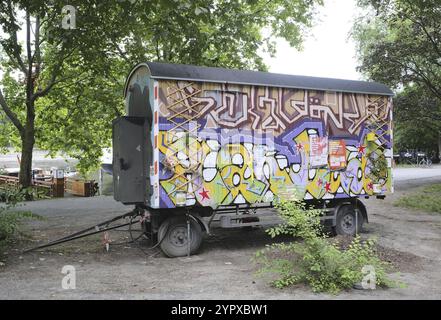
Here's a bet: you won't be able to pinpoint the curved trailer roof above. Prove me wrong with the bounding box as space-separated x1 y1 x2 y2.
125 62 394 97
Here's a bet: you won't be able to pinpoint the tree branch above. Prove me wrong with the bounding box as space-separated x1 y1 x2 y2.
33 16 41 78
388 56 441 100
417 19 441 65
26 11 33 91
112 40 130 62
400 11 441 65
0 88 25 134
32 44 79 101
31 71 58 101
4 0 28 75
35 10 58 48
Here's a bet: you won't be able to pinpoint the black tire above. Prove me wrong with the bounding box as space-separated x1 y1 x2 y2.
158 216 203 257
333 205 364 236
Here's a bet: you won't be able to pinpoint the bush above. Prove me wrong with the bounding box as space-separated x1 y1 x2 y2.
0 202 42 256
0 185 49 203
367 153 388 183
266 199 323 240
0 185 45 258
254 200 398 294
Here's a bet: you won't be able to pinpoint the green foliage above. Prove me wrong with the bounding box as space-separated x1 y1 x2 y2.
0 203 42 255
0 207 34 241
116 0 323 70
1 0 323 176
394 183 441 214
35 63 121 174
395 123 440 155
367 153 388 182
352 0 441 94
254 200 397 294
392 86 441 156
0 67 24 152
0 185 49 203
266 199 323 240
352 0 441 158
0 185 44 254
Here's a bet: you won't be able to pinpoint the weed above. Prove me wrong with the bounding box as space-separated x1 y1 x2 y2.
254 199 399 293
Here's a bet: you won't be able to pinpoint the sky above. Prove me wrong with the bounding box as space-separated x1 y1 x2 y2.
264 0 363 81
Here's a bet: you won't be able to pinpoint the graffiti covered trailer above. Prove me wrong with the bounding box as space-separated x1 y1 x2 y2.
112 62 394 257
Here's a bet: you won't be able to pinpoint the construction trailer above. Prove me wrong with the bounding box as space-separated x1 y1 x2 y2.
113 62 394 257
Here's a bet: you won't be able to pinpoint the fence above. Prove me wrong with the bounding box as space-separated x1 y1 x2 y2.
0 175 54 197
0 175 98 198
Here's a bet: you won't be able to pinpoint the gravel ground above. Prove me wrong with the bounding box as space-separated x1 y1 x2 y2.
0 166 440 299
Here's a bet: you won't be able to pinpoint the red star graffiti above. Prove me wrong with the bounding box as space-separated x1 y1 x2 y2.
199 188 210 201
367 182 373 190
296 143 303 152
357 144 366 154
324 182 331 193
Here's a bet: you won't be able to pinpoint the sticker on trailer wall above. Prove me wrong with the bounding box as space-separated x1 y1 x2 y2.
329 139 347 170
309 135 328 168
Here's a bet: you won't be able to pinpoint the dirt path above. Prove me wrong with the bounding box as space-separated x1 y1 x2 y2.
1 170 441 299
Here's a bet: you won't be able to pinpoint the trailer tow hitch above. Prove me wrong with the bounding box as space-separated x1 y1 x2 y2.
23 207 144 253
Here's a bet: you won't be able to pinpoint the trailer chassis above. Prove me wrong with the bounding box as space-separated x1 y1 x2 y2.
24 197 372 257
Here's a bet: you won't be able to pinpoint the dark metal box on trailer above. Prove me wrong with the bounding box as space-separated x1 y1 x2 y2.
113 62 394 257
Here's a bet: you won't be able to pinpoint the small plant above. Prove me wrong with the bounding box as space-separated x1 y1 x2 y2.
0 204 42 255
265 198 323 240
254 199 398 294
0 185 44 257
367 153 388 183
0 185 49 203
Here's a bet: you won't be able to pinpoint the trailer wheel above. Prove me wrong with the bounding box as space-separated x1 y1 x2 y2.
158 216 203 257
334 205 363 236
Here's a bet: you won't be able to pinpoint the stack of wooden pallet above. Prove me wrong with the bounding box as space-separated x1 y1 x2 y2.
64 178 97 197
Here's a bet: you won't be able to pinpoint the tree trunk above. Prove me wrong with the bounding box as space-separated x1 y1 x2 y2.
438 132 441 163
18 102 35 188
18 127 35 188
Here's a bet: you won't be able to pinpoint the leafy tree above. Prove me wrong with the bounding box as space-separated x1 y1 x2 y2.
0 0 323 185
353 0 441 96
0 0 142 185
352 0 441 157
393 86 441 158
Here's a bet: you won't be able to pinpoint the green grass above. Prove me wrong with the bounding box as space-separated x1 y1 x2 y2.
1 203 44 258
394 183 441 213
395 163 415 168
